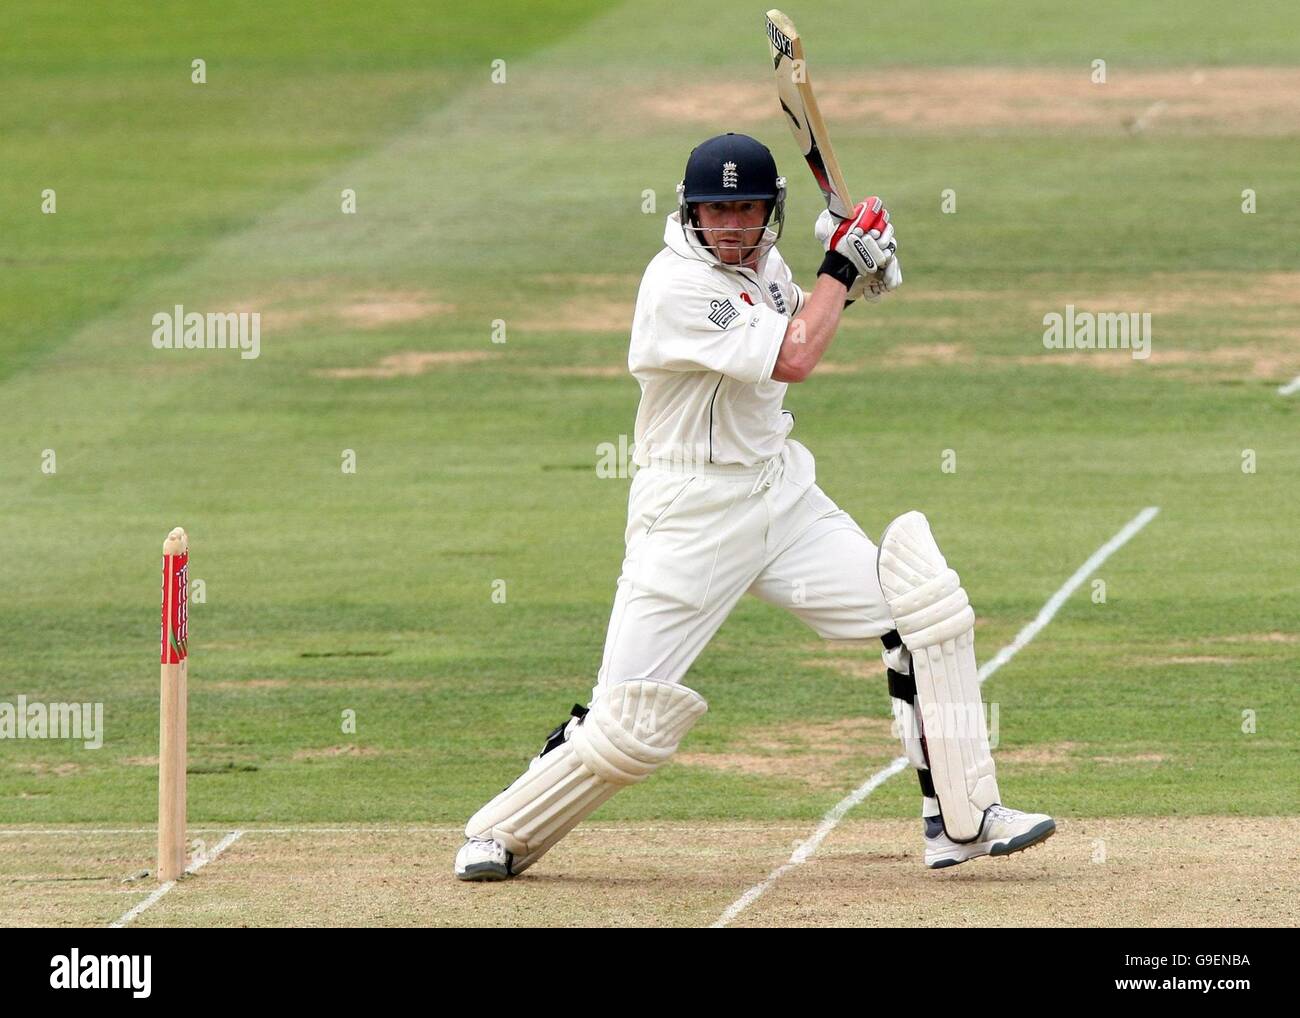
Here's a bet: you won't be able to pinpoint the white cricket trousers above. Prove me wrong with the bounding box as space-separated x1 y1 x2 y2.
592 439 896 700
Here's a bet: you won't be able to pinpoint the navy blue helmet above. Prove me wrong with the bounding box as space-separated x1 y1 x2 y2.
676 133 786 265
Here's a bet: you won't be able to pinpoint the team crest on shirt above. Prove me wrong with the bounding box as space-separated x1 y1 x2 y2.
722 161 738 189
707 298 739 329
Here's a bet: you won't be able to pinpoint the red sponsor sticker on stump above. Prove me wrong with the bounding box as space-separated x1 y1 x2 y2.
160 551 189 664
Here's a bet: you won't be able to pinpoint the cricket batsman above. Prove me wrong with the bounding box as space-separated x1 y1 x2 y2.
455 133 1055 880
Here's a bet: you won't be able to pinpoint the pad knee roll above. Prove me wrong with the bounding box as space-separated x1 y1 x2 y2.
465 678 707 873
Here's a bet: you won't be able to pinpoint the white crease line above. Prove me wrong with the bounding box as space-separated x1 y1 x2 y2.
1 827 464 836
1129 99 1168 134
109 830 244 928
0 825 814 837
710 757 909 929
978 506 1160 681
109 881 176 930
711 506 1161 928
1279 374 1300 396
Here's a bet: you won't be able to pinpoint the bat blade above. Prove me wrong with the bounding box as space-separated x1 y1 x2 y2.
765 9 854 219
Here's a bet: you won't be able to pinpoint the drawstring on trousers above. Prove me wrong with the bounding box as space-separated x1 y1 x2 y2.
748 453 785 497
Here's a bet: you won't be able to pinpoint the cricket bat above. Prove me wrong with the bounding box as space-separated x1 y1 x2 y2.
764 9 854 220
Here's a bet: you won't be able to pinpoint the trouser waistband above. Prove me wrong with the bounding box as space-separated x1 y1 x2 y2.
638 452 787 497
636 457 773 478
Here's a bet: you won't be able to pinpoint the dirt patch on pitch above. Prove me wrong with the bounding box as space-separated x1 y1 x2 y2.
888 342 973 366
825 272 1298 381
677 716 897 787
808 344 974 377
851 271 1300 313
1158 655 1240 665
1015 345 1298 381
902 289 996 304
231 282 456 333
516 297 631 333
968 743 1169 767
315 350 496 378
206 676 432 691
534 364 628 378
647 67 1300 136
533 273 640 290
292 745 384 761
804 359 864 375
9 762 80 777
338 294 455 329
205 678 291 690
994 741 1080 766
1216 632 1299 644
1053 271 1300 312
801 653 886 680
873 342 1297 382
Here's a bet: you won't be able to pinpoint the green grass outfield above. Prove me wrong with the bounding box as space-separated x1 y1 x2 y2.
0 0 1296 837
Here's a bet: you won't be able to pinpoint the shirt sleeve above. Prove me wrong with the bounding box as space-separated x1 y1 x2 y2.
636 273 788 384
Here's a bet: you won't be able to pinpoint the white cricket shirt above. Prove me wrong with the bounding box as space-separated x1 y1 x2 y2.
628 213 806 470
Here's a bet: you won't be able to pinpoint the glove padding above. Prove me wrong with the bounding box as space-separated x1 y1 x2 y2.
816 197 899 302
815 198 897 277
846 257 903 303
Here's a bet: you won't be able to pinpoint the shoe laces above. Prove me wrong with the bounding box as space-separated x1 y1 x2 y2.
986 804 1016 822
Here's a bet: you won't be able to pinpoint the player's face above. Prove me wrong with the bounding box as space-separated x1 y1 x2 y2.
695 200 769 266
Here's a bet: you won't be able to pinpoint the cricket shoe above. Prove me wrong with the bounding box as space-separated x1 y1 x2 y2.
454 835 513 881
924 804 1056 869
